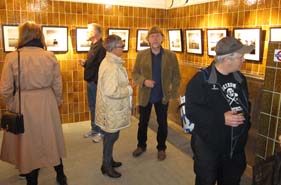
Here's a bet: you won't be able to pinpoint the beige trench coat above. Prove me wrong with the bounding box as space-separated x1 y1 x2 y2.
0 47 66 174
95 52 132 133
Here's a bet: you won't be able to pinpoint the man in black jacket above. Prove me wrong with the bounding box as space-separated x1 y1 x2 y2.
78 23 106 143
185 36 254 185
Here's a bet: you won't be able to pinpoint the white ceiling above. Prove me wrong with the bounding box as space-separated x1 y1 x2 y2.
52 0 218 9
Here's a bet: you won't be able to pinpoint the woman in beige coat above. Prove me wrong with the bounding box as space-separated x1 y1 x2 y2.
0 22 67 185
95 35 133 178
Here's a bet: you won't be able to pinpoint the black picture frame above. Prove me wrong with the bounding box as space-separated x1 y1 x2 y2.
207 28 228 56
2 24 19 52
136 29 149 51
233 28 261 61
185 29 203 55
42 26 68 52
76 27 91 52
168 29 183 52
108 28 130 52
269 27 281 42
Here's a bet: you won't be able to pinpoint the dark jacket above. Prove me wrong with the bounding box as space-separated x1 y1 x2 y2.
83 39 106 83
185 63 251 155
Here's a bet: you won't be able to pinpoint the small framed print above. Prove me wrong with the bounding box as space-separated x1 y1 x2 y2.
168 29 183 52
207 29 228 56
108 28 129 52
233 28 261 61
2 24 19 52
42 26 68 52
185 29 203 55
269 27 281 42
76 27 91 52
136 29 149 51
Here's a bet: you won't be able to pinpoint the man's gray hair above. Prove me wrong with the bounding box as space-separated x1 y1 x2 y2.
87 23 102 34
215 52 236 63
104 35 122 52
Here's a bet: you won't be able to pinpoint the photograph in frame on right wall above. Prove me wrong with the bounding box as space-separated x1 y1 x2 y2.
269 27 281 42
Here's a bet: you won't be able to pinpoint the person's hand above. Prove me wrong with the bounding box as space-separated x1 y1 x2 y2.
144 79 155 88
224 110 245 127
129 79 136 88
78 59 85 66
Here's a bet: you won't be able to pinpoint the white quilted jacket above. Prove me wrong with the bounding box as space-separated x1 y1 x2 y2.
95 52 132 133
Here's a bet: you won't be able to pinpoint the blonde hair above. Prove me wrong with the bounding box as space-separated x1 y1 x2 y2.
17 21 46 49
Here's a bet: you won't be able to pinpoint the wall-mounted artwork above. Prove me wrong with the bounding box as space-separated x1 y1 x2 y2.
207 29 228 56
233 28 261 61
76 27 91 52
42 26 68 52
185 29 203 55
108 28 129 52
168 29 183 52
2 25 18 52
269 27 281 42
136 29 149 51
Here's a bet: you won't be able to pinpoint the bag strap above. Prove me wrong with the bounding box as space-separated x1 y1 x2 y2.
17 50 21 114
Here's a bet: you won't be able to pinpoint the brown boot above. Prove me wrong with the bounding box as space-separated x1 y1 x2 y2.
132 147 146 157
157 150 166 161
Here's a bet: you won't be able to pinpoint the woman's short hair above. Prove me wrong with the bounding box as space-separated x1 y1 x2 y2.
103 35 122 52
17 21 46 49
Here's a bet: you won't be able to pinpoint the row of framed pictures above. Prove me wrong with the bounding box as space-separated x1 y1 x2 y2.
2 24 281 61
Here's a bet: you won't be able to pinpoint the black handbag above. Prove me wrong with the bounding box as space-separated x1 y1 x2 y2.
1 50 24 134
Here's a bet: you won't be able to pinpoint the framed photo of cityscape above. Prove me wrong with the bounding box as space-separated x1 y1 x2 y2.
233 28 261 61
108 28 130 52
185 29 203 55
42 26 68 52
207 29 228 56
2 24 19 52
168 29 183 52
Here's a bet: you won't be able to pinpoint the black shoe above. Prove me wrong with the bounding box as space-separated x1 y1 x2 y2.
56 174 68 185
112 160 122 168
101 166 121 178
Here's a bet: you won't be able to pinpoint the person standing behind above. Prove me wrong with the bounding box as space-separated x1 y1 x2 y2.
132 26 181 161
95 35 133 178
78 23 106 143
0 21 67 185
185 36 253 185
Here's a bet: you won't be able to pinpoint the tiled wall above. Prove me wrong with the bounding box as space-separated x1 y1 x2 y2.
257 42 281 161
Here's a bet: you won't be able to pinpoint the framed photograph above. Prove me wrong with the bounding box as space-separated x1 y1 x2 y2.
269 27 281 42
185 29 203 55
76 27 91 52
136 29 149 51
207 29 228 56
108 28 129 51
168 29 183 52
42 26 68 52
233 28 261 61
2 25 19 52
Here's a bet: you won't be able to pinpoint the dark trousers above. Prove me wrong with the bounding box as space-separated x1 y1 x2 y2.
191 133 246 185
102 131 120 169
137 102 168 151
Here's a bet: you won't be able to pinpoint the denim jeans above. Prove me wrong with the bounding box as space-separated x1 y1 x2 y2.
137 101 168 151
102 131 120 169
87 82 102 133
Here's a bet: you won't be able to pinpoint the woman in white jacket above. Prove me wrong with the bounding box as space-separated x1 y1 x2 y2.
95 35 133 178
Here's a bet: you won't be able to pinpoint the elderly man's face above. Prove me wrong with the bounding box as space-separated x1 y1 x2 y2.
227 53 245 72
148 33 163 49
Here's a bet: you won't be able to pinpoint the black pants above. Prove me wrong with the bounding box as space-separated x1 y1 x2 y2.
137 102 168 151
191 133 246 185
102 131 120 169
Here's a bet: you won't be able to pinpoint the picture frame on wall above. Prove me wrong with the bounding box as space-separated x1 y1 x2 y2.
168 29 183 52
207 29 228 56
185 29 203 55
42 26 68 52
233 28 261 61
136 29 149 51
269 27 281 42
76 27 91 52
2 24 19 52
108 28 129 52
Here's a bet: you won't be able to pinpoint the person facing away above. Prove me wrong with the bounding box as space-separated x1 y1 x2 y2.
185 36 254 185
95 34 133 178
0 21 67 185
132 26 181 161
78 23 106 143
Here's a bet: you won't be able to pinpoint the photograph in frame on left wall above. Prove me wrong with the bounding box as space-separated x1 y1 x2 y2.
2 25 19 52
42 26 68 52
